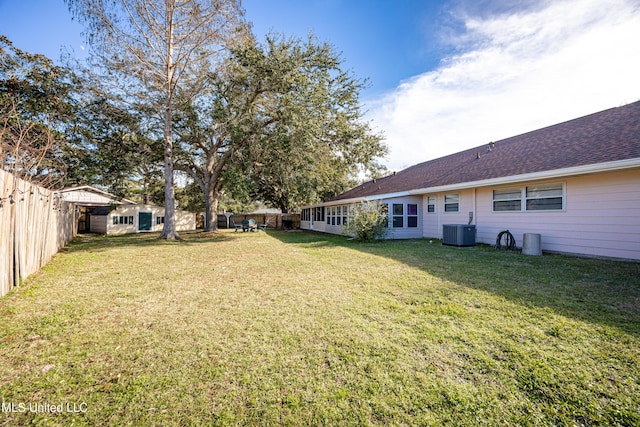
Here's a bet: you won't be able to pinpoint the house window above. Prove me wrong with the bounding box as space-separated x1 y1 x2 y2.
113 216 118 225
526 183 563 211
444 194 460 212
492 183 564 212
314 207 325 222
392 204 404 227
493 188 522 211
407 203 418 228
343 205 349 226
156 216 165 225
336 206 341 225
427 197 436 213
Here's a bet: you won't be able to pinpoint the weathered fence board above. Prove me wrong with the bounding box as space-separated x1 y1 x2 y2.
0 170 76 297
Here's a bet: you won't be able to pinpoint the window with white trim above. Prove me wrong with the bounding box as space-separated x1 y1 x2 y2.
392 204 403 227
407 203 418 227
493 188 522 211
444 194 459 212
526 183 563 210
113 215 134 225
492 183 564 212
427 197 436 213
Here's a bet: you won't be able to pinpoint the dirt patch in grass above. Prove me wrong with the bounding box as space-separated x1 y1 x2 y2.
1 230 639 426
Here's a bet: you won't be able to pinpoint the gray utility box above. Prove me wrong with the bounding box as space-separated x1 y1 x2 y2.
442 224 476 247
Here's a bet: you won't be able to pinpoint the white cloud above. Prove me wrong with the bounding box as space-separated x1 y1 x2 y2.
368 0 640 170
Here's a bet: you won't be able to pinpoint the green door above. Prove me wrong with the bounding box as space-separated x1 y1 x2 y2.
138 212 152 231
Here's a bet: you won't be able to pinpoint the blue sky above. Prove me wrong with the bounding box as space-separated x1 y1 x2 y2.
2 0 640 170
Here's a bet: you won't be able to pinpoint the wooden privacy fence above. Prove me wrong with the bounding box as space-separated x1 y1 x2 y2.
0 170 76 297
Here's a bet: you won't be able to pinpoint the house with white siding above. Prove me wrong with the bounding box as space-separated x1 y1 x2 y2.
300 101 640 261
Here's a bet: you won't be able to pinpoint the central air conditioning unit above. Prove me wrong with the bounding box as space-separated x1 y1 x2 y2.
442 224 476 247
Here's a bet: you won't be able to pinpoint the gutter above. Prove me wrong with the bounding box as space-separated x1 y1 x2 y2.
301 157 640 209
407 157 640 195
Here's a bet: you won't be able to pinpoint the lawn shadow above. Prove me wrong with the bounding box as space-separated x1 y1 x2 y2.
60 229 237 254
270 230 640 337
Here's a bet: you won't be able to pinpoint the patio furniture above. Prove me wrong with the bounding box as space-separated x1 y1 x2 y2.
257 219 269 232
242 219 257 232
232 220 243 232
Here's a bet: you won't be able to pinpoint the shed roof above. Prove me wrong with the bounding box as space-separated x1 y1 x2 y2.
56 185 136 206
332 100 640 202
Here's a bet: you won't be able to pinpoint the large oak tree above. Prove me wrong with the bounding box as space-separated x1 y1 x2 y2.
174 33 387 231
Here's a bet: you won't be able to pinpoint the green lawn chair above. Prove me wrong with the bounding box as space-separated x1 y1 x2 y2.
257 219 269 232
232 219 243 232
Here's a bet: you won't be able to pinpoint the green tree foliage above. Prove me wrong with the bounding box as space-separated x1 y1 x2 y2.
341 201 388 242
243 35 387 213
67 96 163 202
0 36 77 188
174 33 387 230
66 0 245 239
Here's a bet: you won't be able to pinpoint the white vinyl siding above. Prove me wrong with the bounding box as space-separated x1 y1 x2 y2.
476 172 640 260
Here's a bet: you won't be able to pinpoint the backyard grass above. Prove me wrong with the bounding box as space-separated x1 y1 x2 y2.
0 230 639 426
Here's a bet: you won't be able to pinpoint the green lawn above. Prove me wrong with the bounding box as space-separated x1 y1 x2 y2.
0 230 639 426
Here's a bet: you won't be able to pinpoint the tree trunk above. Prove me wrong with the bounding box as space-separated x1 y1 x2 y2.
160 2 180 240
161 127 181 240
204 185 220 232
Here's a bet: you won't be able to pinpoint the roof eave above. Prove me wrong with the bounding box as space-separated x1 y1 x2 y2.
407 157 640 195
301 158 640 209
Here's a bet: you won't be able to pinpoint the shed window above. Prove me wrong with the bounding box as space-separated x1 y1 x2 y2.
156 216 165 225
114 215 133 225
444 194 460 212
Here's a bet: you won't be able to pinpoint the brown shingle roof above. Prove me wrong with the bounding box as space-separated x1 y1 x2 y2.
332 100 640 201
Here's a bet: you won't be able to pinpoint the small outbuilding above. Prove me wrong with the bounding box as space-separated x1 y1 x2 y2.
56 186 196 235
89 204 196 235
